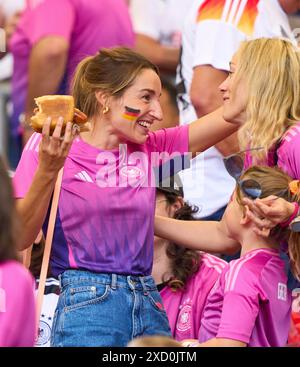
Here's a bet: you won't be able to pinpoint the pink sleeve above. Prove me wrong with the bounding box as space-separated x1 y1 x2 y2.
147 125 189 155
278 128 300 180
217 291 259 343
217 266 260 343
0 262 36 347
24 0 75 46
13 133 41 198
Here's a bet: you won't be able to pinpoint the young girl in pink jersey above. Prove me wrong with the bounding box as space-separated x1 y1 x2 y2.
154 175 226 341
155 165 300 346
0 157 36 347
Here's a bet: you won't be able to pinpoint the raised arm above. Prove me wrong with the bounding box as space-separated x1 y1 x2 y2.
16 118 75 250
154 215 240 255
188 107 238 157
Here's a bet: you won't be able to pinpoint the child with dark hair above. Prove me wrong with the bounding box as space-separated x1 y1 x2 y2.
153 175 226 341
0 157 35 347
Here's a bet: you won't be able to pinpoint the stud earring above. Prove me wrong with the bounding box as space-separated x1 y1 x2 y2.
103 106 109 114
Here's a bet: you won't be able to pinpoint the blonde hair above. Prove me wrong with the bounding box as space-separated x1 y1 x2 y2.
236 38 300 162
71 47 159 118
236 166 300 280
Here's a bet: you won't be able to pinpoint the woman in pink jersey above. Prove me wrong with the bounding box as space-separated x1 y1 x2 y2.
13 47 237 347
0 157 35 347
156 165 300 346
219 38 300 235
153 175 226 341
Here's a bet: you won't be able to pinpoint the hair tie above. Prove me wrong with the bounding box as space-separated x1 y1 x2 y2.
289 180 300 196
280 202 299 229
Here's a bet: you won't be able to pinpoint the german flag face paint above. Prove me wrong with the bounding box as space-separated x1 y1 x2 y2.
122 106 140 122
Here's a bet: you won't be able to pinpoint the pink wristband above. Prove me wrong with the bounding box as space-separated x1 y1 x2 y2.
280 202 299 228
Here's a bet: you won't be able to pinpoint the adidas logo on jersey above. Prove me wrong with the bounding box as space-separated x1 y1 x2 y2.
75 171 93 183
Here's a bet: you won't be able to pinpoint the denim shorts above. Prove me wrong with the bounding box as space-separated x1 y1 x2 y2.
50 270 171 347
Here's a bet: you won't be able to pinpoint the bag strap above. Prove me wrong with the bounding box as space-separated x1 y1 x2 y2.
36 168 64 328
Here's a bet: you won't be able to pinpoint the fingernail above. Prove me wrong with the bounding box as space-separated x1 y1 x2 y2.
58 116 64 123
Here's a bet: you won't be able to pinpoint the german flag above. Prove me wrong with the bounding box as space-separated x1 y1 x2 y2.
123 106 140 121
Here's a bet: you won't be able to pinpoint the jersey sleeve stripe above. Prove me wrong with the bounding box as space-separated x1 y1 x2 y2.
25 132 39 151
232 0 248 26
235 0 259 36
197 0 226 22
225 251 257 292
226 0 242 24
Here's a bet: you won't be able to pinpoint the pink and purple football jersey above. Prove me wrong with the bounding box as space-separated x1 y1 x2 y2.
161 253 226 341
0 261 36 347
199 248 292 347
13 126 189 277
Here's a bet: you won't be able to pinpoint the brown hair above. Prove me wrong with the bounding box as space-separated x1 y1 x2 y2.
0 157 19 262
236 166 300 280
71 47 160 118
158 190 201 291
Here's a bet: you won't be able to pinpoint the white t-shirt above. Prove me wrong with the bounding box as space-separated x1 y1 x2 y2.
129 0 194 48
177 0 297 217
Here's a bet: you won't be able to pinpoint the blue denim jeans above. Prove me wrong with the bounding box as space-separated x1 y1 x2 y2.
50 270 171 347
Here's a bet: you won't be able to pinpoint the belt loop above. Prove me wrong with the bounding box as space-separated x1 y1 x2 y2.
139 276 149 296
111 274 117 290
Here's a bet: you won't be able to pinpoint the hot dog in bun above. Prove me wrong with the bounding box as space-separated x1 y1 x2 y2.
30 95 89 134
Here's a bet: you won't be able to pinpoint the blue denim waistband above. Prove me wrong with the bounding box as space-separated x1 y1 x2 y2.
59 269 157 293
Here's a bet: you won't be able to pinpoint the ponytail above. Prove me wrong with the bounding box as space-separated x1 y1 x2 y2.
71 56 96 116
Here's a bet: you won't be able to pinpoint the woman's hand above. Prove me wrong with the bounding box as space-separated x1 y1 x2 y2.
242 196 295 237
38 117 78 176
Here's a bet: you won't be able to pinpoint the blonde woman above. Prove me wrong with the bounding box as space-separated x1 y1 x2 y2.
219 38 300 235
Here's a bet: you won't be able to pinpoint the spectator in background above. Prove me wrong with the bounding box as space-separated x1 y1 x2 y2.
0 0 25 81
153 175 226 341
129 0 194 79
8 0 134 167
177 0 299 222
150 76 179 132
0 156 35 347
